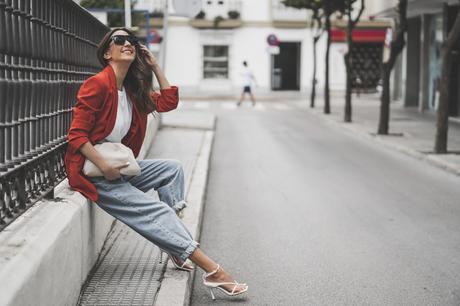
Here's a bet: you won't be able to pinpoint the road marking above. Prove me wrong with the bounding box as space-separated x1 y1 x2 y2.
272 103 291 110
254 104 266 111
194 102 210 109
179 101 299 111
222 102 238 110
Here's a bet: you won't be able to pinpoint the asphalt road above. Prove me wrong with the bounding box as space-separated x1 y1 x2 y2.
189 103 460 306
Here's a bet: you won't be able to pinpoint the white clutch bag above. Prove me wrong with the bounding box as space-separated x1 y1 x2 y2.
82 142 141 177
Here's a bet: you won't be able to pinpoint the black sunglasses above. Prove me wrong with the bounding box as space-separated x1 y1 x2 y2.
110 35 139 46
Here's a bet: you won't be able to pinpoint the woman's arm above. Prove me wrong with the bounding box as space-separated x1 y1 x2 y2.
80 142 127 181
68 76 125 180
152 62 171 90
139 45 179 112
139 44 170 90
68 77 104 155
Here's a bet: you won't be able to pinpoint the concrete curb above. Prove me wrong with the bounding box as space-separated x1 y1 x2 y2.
308 108 460 176
0 181 114 306
154 130 215 306
0 114 160 306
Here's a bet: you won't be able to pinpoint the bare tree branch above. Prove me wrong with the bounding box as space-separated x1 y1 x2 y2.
351 0 365 28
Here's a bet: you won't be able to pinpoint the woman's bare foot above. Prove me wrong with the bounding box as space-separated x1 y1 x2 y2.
171 255 194 271
204 265 247 293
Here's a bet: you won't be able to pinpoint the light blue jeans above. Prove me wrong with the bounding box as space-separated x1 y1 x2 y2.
89 159 199 261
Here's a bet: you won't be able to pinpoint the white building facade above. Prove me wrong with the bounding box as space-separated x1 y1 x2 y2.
78 0 395 96
154 0 326 95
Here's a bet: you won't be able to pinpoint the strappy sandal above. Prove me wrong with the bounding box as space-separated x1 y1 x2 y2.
202 264 248 300
176 208 185 219
159 249 194 272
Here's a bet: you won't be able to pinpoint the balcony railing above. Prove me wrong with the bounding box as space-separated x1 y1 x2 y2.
0 0 108 231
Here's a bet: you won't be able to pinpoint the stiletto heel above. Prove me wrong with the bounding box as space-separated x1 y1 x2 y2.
159 250 163 264
160 249 193 272
209 288 215 300
202 264 248 300
176 208 185 219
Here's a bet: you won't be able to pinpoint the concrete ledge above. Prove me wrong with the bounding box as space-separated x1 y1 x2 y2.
0 182 114 306
161 112 216 131
0 114 160 306
154 131 215 306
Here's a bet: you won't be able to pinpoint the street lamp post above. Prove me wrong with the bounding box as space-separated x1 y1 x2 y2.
125 0 132 28
159 0 169 70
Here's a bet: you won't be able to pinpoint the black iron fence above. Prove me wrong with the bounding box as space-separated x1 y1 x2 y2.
0 0 108 230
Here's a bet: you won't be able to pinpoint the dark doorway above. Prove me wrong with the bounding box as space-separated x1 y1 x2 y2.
446 4 460 116
271 42 301 90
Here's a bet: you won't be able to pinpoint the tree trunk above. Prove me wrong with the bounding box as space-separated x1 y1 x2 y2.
344 0 364 122
344 53 352 122
435 4 460 153
377 0 407 135
378 64 391 134
435 47 454 153
311 36 319 108
344 17 353 122
324 15 331 114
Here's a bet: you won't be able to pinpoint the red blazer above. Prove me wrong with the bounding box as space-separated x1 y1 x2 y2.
65 64 179 201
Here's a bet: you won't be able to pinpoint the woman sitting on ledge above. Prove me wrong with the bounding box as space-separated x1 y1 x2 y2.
65 27 248 300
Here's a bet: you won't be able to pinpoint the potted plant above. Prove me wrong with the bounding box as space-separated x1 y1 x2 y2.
213 15 225 28
195 10 206 19
227 10 240 19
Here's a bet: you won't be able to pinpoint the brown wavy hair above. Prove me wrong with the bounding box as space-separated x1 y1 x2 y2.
97 27 156 113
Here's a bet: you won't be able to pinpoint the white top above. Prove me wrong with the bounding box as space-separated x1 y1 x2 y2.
105 87 133 143
241 67 254 87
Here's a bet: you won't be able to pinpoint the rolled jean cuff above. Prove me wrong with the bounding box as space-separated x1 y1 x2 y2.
180 240 200 261
173 200 187 212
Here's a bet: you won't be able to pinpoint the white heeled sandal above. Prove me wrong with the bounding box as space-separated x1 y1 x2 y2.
202 264 248 300
159 249 194 272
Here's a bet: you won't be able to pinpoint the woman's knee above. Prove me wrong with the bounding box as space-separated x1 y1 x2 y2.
165 159 183 173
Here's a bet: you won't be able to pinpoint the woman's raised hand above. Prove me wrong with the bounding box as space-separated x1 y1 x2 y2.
139 44 158 67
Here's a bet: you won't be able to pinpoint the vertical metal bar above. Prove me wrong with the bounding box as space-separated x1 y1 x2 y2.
11 57 19 164
30 63 37 155
36 62 43 151
0 55 6 170
4 56 13 167
11 0 19 55
0 0 109 230
0 0 6 54
5 0 13 55
18 57 26 160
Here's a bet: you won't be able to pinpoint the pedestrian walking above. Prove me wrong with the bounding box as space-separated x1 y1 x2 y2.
236 61 257 106
65 27 248 300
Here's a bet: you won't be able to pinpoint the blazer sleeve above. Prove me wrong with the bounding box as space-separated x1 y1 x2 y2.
151 86 179 112
67 76 105 155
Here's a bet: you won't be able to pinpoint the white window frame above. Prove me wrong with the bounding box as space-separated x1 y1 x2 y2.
203 45 229 79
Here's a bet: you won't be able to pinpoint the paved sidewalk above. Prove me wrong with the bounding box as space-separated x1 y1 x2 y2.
78 111 215 306
306 92 460 175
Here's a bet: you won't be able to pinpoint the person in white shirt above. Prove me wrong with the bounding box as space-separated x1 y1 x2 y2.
237 61 257 106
